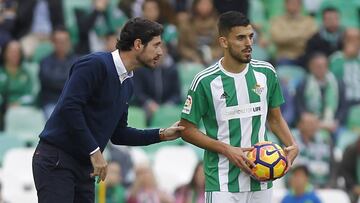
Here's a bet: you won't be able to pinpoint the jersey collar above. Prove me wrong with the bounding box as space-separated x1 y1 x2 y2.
218 57 249 78
111 49 133 84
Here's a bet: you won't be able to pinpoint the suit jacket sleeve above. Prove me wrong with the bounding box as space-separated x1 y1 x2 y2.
110 106 160 145
58 56 106 154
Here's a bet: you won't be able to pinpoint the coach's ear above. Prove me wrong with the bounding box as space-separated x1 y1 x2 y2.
133 39 144 51
219 36 228 49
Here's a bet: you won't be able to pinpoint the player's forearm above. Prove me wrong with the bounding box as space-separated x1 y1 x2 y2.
181 128 228 154
268 116 296 147
179 120 228 155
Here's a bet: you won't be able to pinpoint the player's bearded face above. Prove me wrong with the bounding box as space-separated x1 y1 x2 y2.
137 36 163 69
228 43 252 63
226 25 254 64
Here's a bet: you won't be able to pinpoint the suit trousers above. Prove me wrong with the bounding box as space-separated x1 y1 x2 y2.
32 140 95 203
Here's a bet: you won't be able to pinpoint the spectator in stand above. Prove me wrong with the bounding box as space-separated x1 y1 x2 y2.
0 40 33 106
133 45 181 124
118 0 135 18
177 0 222 65
174 162 205 203
108 144 135 188
142 0 178 60
340 137 360 203
281 165 321 203
12 0 64 59
75 0 128 54
329 28 360 115
292 113 331 187
95 162 127 203
0 0 16 59
0 40 33 129
167 0 192 26
302 7 344 67
295 53 346 133
39 26 78 119
270 0 317 65
128 164 174 203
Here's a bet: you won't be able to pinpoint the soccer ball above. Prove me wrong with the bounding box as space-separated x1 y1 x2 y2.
247 141 288 181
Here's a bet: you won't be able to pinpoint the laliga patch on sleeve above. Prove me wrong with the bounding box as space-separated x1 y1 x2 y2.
182 95 192 114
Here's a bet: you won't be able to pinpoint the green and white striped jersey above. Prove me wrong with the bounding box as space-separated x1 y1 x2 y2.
181 58 285 192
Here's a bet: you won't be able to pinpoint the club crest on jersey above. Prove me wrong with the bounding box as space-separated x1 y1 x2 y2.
252 84 264 96
182 95 192 114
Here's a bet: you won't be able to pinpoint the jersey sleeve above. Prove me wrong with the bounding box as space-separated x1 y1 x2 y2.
181 82 208 126
269 71 285 108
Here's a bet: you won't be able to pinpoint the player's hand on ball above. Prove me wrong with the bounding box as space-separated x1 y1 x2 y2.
160 121 185 141
251 172 269 182
283 144 299 174
90 150 108 183
224 145 255 176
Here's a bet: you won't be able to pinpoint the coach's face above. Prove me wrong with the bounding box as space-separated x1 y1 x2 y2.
136 36 163 69
220 25 254 64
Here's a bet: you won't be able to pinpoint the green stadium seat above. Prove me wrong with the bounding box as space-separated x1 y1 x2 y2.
23 62 40 97
276 65 306 95
127 106 146 129
0 132 25 166
178 62 204 100
262 0 285 20
141 105 186 156
5 106 45 145
150 105 183 128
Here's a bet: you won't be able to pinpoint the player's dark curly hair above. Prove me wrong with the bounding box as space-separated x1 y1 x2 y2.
116 17 163 51
218 11 250 37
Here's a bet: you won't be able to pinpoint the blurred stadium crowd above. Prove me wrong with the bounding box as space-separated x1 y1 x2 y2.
0 0 360 202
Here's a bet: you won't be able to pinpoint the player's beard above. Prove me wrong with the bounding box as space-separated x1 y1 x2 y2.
228 44 252 64
137 51 155 69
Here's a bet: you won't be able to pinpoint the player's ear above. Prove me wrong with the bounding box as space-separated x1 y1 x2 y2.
219 36 228 49
133 39 143 51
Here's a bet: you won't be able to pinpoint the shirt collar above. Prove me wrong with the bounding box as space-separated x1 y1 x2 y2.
111 49 133 84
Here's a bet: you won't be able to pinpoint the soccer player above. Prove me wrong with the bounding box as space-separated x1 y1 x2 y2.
179 11 299 202
32 18 184 203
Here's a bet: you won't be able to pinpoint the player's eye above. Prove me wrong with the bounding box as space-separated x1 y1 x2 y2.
237 36 245 40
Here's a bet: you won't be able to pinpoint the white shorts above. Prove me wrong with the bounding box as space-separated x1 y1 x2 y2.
205 188 273 203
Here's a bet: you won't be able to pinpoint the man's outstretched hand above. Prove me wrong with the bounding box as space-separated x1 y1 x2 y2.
160 121 185 141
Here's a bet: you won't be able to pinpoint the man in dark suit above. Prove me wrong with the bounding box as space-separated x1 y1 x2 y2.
32 17 184 203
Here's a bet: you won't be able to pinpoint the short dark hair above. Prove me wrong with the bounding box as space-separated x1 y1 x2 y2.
291 165 310 177
307 51 327 66
52 25 69 34
322 6 339 17
1 40 24 66
116 17 163 51
218 11 250 37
